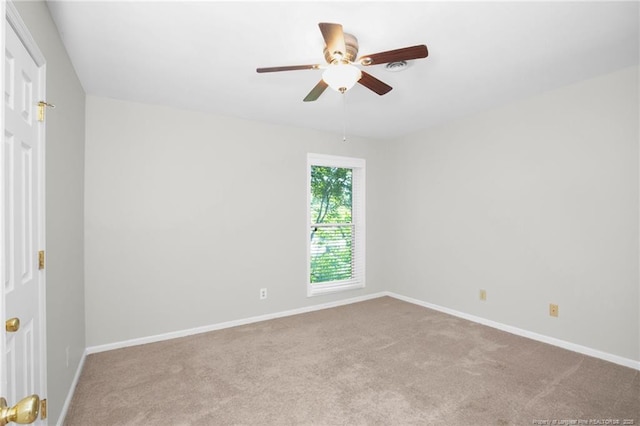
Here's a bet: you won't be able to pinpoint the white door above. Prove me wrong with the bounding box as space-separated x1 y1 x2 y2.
1 3 47 424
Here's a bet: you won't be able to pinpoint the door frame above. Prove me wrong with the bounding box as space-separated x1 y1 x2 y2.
1 0 48 415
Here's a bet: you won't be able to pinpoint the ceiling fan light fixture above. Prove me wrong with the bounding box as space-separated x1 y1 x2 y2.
322 64 362 93
257 23 428 102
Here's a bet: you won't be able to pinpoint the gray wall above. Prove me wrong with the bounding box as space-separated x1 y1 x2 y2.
84 66 639 364
12 1 86 423
84 96 389 347
386 66 639 361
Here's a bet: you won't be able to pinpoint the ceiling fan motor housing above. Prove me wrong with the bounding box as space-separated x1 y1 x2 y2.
324 33 359 64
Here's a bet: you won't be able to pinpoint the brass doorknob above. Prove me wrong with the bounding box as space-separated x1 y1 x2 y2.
5 318 19 333
0 395 40 426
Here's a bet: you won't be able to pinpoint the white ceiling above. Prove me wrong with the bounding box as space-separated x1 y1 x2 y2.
46 1 639 140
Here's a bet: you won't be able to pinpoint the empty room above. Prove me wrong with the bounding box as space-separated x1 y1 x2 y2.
1 1 639 425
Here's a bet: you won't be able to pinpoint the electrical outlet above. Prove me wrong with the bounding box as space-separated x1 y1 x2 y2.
479 289 487 301
260 288 267 300
549 303 559 317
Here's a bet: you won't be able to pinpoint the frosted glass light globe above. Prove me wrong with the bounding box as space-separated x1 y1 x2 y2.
322 64 362 93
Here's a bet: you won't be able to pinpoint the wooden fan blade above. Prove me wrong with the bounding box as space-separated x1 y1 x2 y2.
257 64 320 73
358 45 428 66
358 71 392 96
303 80 329 102
319 23 346 60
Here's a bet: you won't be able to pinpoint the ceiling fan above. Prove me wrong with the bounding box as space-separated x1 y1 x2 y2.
256 23 429 102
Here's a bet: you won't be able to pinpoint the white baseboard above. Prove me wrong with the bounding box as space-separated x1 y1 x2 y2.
56 348 88 426
84 289 640 372
86 291 388 354
387 292 640 371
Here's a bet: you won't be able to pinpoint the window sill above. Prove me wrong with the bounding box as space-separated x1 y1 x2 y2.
307 280 365 297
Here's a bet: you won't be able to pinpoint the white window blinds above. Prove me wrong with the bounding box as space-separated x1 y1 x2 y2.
307 154 365 296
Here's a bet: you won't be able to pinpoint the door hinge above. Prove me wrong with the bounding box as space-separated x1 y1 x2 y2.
38 250 45 270
37 101 55 122
40 398 47 420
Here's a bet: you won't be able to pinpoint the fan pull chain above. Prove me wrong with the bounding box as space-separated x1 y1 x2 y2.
342 91 347 142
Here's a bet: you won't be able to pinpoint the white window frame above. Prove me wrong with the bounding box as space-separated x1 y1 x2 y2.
307 153 365 297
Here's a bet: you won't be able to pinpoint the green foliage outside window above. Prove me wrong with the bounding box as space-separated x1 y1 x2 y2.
310 166 353 283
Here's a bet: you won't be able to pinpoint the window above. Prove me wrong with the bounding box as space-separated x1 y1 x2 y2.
307 154 365 296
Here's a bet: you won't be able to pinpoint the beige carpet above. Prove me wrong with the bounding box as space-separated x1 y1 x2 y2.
64 297 639 425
